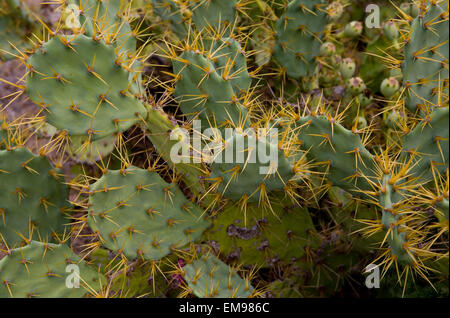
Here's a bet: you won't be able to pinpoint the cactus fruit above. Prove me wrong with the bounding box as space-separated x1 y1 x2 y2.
380 77 400 98
273 0 328 79
0 241 105 297
87 166 211 260
0 147 70 247
320 42 336 57
347 77 366 96
341 21 363 38
25 34 147 140
383 20 399 41
340 58 356 79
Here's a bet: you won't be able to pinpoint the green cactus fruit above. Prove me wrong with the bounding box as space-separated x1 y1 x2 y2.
402 2 449 112
0 241 105 297
0 147 70 247
383 20 399 40
326 1 344 22
87 166 211 260
347 77 366 96
320 42 336 57
343 21 363 38
204 199 320 266
357 93 373 107
402 107 449 182
354 116 368 130
68 135 116 163
181 252 255 298
340 58 356 79
173 39 250 127
209 130 295 203
25 34 147 140
273 0 328 79
384 110 402 129
410 2 420 18
400 2 411 15
380 77 400 98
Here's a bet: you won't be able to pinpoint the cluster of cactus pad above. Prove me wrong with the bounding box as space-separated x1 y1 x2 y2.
0 0 448 298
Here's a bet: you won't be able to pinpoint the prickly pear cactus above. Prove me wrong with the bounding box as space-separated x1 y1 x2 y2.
402 1 449 113
0 0 448 300
273 0 328 79
0 241 105 297
25 34 147 140
0 147 70 247
181 251 255 298
87 166 211 260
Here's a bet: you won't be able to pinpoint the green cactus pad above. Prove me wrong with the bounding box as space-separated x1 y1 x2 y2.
0 147 70 247
25 34 147 140
402 107 449 181
209 131 294 203
68 134 116 163
273 0 328 79
402 2 449 112
173 48 249 127
182 252 254 298
204 200 320 266
296 115 376 194
0 241 105 297
87 167 211 260
67 0 136 55
0 1 32 61
190 0 237 32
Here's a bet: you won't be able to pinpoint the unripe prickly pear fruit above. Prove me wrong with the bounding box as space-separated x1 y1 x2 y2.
410 3 420 18
383 20 398 40
327 1 344 22
320 42 336 57
354 116 368 129
347 77 366 96
385 110 402 129
357 93 373 107
400 3 411 15
343 21 363 38
340 58 356 79
380 77 400 98
331 54 342 68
